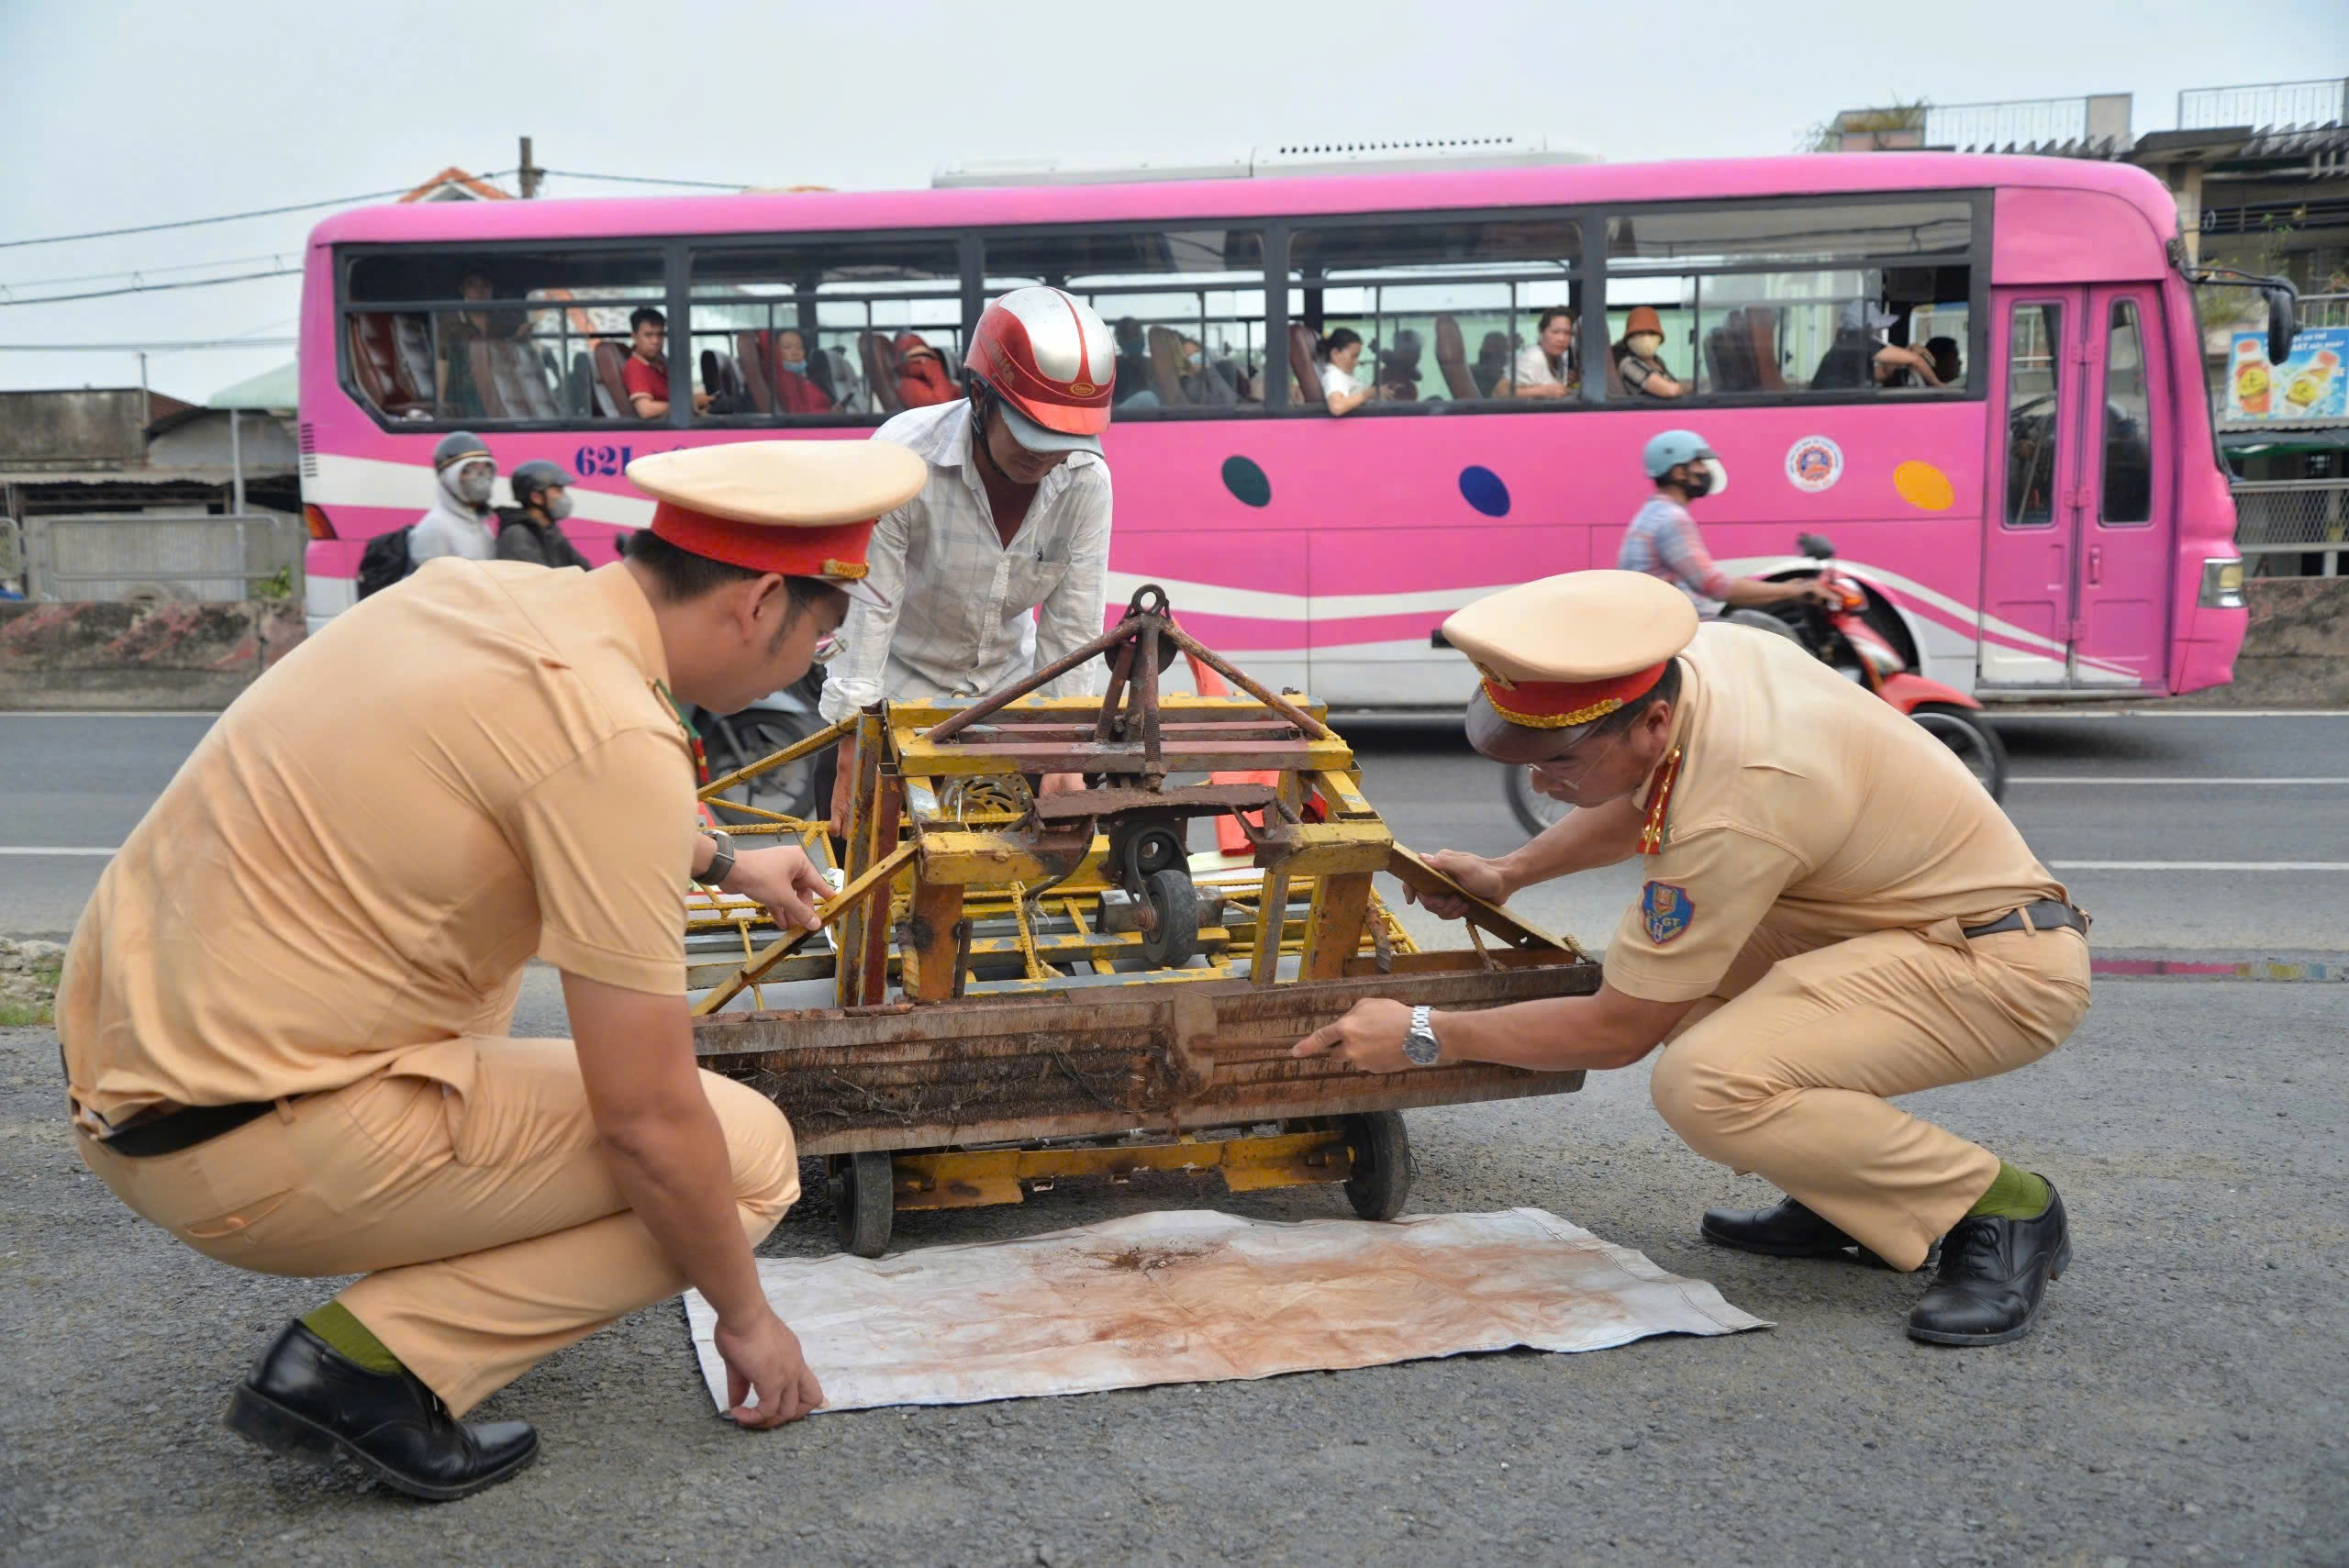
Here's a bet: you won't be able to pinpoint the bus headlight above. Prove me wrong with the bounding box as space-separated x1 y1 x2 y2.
2199 558 2245 609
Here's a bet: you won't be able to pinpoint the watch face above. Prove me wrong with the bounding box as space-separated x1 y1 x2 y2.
1406 1029 1442 1065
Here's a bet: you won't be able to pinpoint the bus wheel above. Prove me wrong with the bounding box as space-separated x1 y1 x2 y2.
1341 1111 1412 1221
1912 705 2009 803
829 1151 895 1257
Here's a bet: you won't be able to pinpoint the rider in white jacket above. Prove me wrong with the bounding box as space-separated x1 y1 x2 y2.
408 431 499 564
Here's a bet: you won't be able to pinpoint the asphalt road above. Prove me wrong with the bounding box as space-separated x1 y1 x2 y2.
2 708 2345 1566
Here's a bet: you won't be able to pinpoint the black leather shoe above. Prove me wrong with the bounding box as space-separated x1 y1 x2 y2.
1907 1183 2071 1347
224 1322 537 1500
1701 1195 1862 1258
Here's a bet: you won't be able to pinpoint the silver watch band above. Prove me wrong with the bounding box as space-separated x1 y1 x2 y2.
1406 1003 1442 1065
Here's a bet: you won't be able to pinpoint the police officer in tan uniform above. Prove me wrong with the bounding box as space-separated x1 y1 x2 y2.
59 441 928 1498
1297 570 2090 1345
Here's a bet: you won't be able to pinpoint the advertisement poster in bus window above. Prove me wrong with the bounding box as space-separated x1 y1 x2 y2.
2226 328 2348 424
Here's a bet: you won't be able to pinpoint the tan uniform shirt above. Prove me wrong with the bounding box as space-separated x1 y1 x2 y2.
59 561 697 1125
1605 623 2065 1003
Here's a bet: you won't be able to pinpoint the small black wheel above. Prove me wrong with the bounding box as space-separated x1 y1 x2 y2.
1340 1110 1412 1221
1116 822 1186 889
1505 765 1570 838
829 1151 895 1257
1912 704 2009 803
1140 867 1200 969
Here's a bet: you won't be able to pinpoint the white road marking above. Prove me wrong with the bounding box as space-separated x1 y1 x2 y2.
2051 861 2349 871
0 846 116 857
2013 776 2349 785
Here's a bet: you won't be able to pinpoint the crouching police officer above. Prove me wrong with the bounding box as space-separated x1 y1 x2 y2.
59 440 929 1497
1296 570 2089 1345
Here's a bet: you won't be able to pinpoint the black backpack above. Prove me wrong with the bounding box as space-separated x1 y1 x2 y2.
355 525 414 600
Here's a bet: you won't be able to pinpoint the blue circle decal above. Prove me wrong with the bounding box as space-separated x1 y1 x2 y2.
1459 465 1510 517
1220 455 1272 508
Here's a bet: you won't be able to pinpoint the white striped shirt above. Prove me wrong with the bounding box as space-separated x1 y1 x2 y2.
818 400 1113 723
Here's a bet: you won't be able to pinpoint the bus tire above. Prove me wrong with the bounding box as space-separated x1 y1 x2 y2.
1911 704 2008 803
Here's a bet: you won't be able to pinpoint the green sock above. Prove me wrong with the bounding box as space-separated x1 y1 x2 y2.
1966 1161 2052 1220
299 1301 404 1374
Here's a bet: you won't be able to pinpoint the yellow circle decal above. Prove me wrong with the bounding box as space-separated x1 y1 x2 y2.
1895 461 1955 511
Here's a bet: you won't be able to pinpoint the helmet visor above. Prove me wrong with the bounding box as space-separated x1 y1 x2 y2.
996 394 1103 456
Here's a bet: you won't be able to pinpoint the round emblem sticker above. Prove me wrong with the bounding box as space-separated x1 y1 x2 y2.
1786 436 1844 493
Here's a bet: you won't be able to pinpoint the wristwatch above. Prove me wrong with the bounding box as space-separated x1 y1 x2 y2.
1404 1005 1442 1067
697 828 737 890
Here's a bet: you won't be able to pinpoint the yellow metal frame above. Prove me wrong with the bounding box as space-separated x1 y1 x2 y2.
889 1127 1353 1211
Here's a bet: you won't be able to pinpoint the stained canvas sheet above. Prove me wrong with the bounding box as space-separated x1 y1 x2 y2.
682 1207 1767 1414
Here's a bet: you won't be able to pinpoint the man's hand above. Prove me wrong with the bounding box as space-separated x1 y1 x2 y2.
693 391 715 413
1793 579 1844 610
1038 772 1085 797
1291 998 1416 1073
1408 849 1513 920
724 844 829 932
713 1307 825 1429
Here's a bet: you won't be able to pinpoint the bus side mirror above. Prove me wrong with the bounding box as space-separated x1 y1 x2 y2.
2266 286 2299 365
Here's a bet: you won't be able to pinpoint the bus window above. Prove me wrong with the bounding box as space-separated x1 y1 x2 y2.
983 228 1267 413
2101 300 2153 525
688 237 962 423
2004 303 2062 528
341 249 666 425
1285 216 1581 407
1603 198 1972 400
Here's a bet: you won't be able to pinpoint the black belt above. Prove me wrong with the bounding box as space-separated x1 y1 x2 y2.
85 1099 273 1159
1961 900 2089 940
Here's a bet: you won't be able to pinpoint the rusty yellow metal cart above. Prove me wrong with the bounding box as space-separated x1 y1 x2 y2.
685 586 1600 1255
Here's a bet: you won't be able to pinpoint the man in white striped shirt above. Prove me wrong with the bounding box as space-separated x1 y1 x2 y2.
822 288 1119 830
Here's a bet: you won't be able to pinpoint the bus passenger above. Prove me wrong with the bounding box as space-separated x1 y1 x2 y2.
622 307 711 419
408 430 500 565
1812 302 1942 390
1111 318 1160 409
892 333 958 408
1927 335 1963 388
770 328 835 416
497 460 595 570
1319 328 1372 416
824 288 1119 832
1613 306 1687 399
1299 568 2089 1349
1619 429 1839 626
1508 307 1577 398
1183 338 1237 406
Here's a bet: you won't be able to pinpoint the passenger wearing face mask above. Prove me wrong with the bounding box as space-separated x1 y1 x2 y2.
497 461 595 571
769 328 836 417
1612 306 1687 400
408 432 500 565
1617 430 1839 625
1180 337 1237 406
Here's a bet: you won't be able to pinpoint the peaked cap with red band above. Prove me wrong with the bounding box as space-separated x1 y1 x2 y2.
625 441 928 609
1442 570 1698 763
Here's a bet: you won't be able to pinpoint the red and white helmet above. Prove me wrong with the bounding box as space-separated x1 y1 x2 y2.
963 286 1116 455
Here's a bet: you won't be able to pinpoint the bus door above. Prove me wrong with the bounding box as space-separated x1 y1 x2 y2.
1979 287 2171 689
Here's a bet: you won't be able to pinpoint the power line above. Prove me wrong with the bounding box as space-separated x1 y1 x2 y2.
2 249 297 292
543 168 756 192
0 172 514 250
0 267 303 307
0 337 297 351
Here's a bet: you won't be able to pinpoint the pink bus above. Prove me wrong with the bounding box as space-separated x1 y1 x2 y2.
298 152 2252 708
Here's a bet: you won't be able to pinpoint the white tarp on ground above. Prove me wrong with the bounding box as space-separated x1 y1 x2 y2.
682 1207 1768 1415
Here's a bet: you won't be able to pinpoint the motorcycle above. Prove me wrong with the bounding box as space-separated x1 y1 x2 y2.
1505 535 2008 835
695 663 837 826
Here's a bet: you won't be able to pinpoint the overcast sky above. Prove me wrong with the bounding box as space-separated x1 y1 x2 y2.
4 0 2343 402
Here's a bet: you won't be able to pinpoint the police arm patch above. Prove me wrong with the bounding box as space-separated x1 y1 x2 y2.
1641 881 1695 945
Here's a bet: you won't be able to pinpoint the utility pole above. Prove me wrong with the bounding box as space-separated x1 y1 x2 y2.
519 136 543 199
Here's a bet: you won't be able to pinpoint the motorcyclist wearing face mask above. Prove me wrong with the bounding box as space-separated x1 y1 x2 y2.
1617 430 1839 623
497 460 595 571
409 431 501 565
1612 306 1687 400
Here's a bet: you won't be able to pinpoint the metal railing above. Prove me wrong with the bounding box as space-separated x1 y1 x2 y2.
1926 97 2089 150
2177 78 2349 131
2233 480 2349 575
2299 293 2349 329
15 512 306 603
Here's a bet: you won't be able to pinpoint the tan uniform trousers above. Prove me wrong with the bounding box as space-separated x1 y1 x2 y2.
1646 920 2089 1272
77 1037 801 1416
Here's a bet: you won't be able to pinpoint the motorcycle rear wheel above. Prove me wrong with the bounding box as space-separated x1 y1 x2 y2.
1910 704 2009 803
